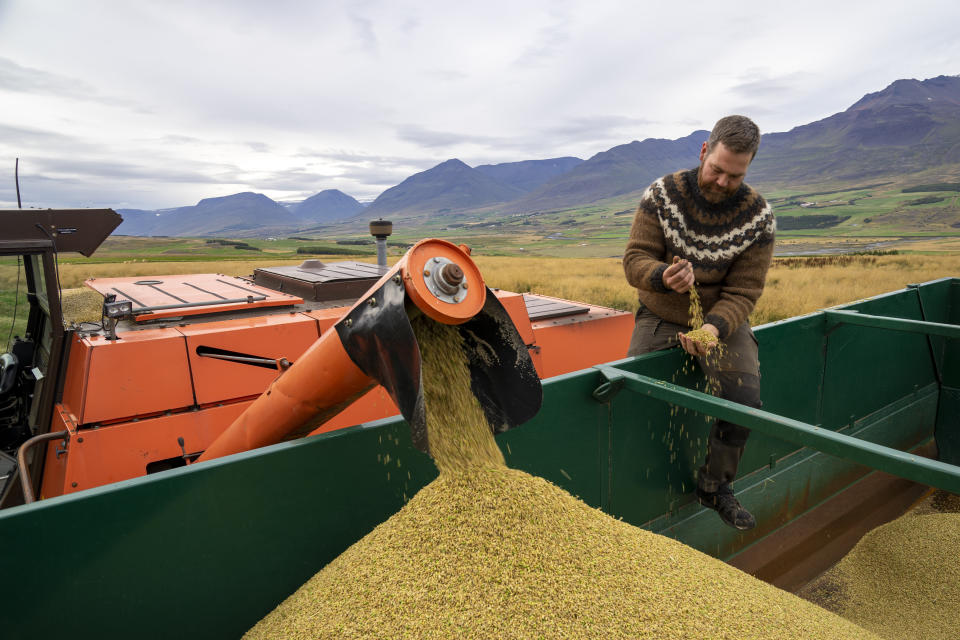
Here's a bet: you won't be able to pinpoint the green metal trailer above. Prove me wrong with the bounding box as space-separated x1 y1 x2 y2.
1 278 958 639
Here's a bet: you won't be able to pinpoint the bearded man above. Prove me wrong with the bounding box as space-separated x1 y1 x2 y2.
623 115 775 530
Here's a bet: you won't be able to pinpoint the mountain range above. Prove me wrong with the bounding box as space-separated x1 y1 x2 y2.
117 74 960 237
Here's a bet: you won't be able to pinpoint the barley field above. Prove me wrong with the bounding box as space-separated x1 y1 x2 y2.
474 253 960 325
2 253 959 349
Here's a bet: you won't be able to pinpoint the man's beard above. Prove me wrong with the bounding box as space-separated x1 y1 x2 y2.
697 165 737 203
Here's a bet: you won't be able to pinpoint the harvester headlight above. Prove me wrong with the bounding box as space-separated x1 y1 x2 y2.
103 300 133 319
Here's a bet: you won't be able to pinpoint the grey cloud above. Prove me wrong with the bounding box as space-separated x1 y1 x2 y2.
0 122 78 147
426 69 467 82
30 156 237 184
238 168 340 192
350 13 379 53
337 166 418 187
397 124 508 149
160 134 205 145
399 16 420 34
0 56 95 96
731 70 811 100
295 148 428 166
545 115 657 143
0 56 149 111
726 105 778 118
397 115 655 157
153 135 271 154
514 8 572 67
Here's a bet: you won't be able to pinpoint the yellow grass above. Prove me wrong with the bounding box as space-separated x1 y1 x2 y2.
2 253 959 329
756 254 960 324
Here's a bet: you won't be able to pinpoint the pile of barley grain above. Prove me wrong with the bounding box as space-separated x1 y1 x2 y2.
246 316 874 639
245 463 876 639
801 493 960 640
60 287 103 325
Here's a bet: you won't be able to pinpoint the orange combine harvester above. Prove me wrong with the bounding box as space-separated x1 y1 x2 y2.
0 209 633 508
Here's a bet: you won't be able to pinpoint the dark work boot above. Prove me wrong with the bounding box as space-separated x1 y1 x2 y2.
696 485 756 531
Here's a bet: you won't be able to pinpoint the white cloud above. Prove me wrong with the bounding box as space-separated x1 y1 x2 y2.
0 0 957 209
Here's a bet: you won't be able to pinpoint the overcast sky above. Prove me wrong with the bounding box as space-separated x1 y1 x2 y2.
1 0 958 210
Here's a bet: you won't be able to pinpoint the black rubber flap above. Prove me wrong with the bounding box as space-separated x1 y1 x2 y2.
336 276 427 450
457 291 542 434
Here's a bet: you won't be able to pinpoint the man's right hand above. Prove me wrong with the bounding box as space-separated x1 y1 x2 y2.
662 256 694 293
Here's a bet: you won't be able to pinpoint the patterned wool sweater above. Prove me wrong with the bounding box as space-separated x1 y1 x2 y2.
623 167 776 339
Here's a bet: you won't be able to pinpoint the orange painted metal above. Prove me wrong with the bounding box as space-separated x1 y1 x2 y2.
85 274 302 321
61 333 92 423
180 313 320 406
195 328 375 462
37 405 75 500
196 239 488 463
62 328 196 425
492 290 535 346
401 239 486 324
528 305 634 377
41 401 253 497
308 386 400 435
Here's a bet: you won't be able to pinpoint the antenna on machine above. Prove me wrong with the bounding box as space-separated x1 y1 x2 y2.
15 157 22 208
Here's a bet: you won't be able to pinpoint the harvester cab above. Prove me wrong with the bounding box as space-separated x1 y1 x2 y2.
0 209 121 502
197 238 542 462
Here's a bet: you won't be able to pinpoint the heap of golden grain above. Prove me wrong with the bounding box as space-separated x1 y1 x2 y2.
245 312 875 639
800 490 960 640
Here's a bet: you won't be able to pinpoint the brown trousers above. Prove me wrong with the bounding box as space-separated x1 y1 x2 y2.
627 307 762 493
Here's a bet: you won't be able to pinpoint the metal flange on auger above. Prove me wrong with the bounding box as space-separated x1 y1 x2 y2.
196 239 542 463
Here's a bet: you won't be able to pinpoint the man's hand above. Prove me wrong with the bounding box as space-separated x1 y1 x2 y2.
678 323 720 356
662 256 694 293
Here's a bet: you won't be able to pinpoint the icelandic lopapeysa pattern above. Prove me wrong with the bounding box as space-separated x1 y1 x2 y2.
639 168 775 271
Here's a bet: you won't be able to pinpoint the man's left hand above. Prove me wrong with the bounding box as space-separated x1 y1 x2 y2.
678 323 720 356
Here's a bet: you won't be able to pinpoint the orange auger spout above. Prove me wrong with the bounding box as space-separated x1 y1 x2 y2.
196 239 541 463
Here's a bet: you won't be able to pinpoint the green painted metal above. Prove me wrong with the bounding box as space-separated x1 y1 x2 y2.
0 416 440 640
936 387 960 465
594 366 960 494
823 309 960 339
0 278 957 640
651 386 939 558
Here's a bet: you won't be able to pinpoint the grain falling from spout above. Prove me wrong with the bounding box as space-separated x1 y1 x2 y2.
412 314 505 473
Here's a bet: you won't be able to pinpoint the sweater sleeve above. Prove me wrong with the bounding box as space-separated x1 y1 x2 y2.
623 186 670 294
703 222 775 339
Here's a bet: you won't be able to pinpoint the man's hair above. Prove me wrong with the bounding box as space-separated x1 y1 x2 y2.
706 115 761 159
